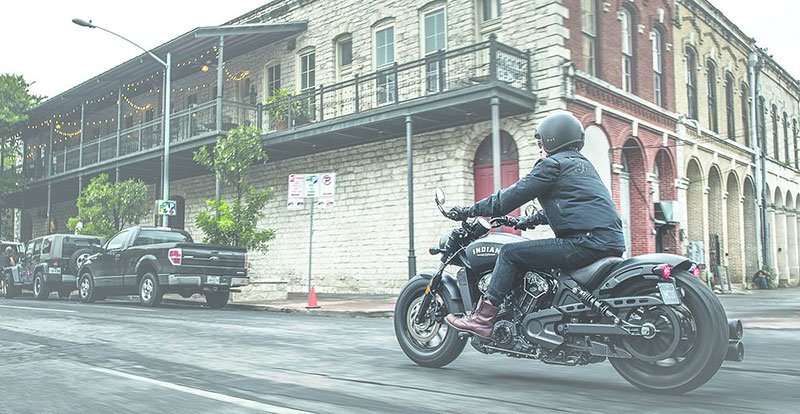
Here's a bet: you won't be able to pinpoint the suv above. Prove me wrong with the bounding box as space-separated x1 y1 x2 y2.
5 234 102 300
1 241 24 298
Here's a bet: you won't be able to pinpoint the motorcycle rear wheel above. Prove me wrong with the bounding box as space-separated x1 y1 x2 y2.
394 276 466 368
609 270 728 394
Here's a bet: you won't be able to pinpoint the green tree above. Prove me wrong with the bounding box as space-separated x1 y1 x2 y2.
1 74 45 238
193 125 275 252
67 174 150 239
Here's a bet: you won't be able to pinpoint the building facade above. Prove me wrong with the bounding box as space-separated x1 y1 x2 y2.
2 0 799 297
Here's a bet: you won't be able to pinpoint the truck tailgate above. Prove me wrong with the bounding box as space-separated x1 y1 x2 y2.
176 243 246 276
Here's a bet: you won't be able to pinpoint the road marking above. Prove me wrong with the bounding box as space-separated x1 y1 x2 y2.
90 367 314 414
0 304 77 313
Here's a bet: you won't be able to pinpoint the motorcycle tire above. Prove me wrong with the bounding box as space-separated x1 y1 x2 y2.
394 276 466 368
609 270 728 394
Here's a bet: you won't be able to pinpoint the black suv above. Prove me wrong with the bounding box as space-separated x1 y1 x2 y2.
5 234 102 300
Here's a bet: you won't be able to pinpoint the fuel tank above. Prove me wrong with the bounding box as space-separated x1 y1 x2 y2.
465 232 528 273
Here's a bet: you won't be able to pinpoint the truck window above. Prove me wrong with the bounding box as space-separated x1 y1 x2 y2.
106 230 130 251
41 238 52 255
62 236 102 256
133 230 191 246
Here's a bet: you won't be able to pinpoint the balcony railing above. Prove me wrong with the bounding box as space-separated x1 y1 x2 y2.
20 37 530 183
260 37 531 131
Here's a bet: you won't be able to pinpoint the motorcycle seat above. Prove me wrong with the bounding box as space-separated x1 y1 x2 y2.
563 256 624 290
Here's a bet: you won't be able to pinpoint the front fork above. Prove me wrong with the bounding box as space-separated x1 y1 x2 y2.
415 265 446 324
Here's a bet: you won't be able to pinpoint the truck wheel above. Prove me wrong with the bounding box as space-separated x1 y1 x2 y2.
78 273 97 303
139 272 163 307
58 288 72 300
205 291 230 309
33 272 50 300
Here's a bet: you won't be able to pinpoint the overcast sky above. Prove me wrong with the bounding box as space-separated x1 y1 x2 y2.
1 0 797 99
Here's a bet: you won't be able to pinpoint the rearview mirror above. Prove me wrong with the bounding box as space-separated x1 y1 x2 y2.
525 204 536 216
434 188 446 205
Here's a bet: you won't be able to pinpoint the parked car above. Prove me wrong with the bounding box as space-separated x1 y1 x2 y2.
77 226 248 309
4 235 101 300
1 241 24 298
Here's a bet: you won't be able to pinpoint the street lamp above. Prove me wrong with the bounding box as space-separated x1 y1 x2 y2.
73 18 172 227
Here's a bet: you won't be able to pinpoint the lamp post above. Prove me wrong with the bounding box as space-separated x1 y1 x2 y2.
73 18 172 227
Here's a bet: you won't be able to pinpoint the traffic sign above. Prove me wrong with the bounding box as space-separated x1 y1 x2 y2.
157 199 177 216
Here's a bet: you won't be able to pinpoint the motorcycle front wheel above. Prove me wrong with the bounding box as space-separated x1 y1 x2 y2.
609 270 728 394
394 276 466 368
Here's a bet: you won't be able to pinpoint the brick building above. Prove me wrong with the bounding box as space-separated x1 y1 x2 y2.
2 0 799 297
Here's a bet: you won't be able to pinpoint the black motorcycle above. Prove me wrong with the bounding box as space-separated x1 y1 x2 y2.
394 189 745 394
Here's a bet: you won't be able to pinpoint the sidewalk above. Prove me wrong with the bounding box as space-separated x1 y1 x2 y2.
166 293 397 318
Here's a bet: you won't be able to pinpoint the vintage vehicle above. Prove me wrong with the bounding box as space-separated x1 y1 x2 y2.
2 235 101 300
394 189 744 394
77 226 248 309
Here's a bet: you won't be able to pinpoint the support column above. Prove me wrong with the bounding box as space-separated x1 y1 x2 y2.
490 96 501 192
702 186 711 281
787 209 799 285
721 191 729 270
768 206 778 273
79 104 85 168
405 115 416 279
46 183 52 235
737 196 748 285
216 36 224 131
48 121 54 178
116 86 122 160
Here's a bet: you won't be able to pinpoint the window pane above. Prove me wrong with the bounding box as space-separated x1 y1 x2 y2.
581 0 596 35
582 34 596 75
652 31 662 72
301 52 315 90
482 0 501 21
376 26 394 67
621 10 632 55
424 10 445 54
339 39 352 67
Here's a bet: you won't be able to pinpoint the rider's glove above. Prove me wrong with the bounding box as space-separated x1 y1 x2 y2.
446 206 471 221
513 216 535 230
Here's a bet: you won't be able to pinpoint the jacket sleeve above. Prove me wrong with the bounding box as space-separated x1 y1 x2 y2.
468 157 560 217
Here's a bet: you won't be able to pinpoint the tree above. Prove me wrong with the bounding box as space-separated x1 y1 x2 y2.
1 74 45 238
193 125 275 252
67 174 150 239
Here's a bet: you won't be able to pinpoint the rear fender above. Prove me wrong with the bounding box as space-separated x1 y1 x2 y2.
418 269 462 304
136 255 161 280
598 253 693 294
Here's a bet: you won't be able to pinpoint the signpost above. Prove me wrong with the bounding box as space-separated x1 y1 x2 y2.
288 173 335 294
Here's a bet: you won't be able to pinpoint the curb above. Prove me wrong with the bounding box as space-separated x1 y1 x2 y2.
162 298 394 318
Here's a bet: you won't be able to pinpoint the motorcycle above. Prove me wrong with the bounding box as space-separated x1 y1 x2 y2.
394 189 745 394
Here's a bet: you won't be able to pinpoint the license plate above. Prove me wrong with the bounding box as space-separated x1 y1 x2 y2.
48 267 62 274
207 276 220 284
658 282 681 305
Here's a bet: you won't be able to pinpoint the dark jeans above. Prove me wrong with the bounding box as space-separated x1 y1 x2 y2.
484 238 613 305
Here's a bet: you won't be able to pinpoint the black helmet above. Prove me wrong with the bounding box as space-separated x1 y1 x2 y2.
535 111 585 153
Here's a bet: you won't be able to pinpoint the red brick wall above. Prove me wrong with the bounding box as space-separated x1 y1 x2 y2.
564 0 675 112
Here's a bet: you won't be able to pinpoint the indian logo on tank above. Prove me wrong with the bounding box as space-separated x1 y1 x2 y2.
472 245 500 257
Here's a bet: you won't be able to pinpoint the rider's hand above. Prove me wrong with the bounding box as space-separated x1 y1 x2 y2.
446 206 471 221
514 216 536 231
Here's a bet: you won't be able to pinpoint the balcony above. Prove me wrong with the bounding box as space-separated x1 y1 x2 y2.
13 37 535 208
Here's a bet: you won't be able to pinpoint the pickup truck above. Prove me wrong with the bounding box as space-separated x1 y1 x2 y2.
77 226 248 309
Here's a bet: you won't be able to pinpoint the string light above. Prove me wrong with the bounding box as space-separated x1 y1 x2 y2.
54 129 82 138
121 94 153 111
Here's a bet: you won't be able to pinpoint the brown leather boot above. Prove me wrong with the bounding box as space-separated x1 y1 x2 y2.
445 297 498 339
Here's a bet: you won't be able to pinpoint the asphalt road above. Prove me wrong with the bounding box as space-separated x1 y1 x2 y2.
0 290 798 414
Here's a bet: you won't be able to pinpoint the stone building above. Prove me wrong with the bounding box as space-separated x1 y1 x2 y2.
2 0 798 297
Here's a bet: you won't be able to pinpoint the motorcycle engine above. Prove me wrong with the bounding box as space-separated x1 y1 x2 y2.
513 271 556 315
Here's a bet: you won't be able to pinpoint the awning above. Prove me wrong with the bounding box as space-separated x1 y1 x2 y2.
25 22 307 122
654 201 680 226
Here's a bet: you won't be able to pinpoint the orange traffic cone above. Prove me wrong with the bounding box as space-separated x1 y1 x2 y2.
306 286 321 309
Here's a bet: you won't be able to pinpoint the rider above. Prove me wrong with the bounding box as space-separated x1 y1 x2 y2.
444 111 626 339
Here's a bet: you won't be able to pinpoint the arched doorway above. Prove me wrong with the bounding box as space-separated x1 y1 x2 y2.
581 125 612 191
654 150 677 253
21 213 33 242
474 131 520 234
707 166 723 288
725 173 743 283
171 195 186 230
620 138 648 257
742 177 758 279
785 191 798 283
686 159 705 271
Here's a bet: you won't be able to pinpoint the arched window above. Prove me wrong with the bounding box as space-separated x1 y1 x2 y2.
725 73 735 140
652 28 664 106
620 8 635 92
706 59 718 132
771 104 779 159
784 112 790 165
581 0 599 76
686 47 698 119
741 82 750 147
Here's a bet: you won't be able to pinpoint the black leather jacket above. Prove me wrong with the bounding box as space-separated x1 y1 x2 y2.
468 150 626 254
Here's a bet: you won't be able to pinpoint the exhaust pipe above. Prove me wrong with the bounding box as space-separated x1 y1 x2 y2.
725 340 745 362
728 319 743 340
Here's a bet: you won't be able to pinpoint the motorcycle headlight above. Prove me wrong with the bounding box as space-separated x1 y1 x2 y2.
439 230 453 250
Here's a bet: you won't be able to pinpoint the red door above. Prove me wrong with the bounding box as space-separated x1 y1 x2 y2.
474 160 520 234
